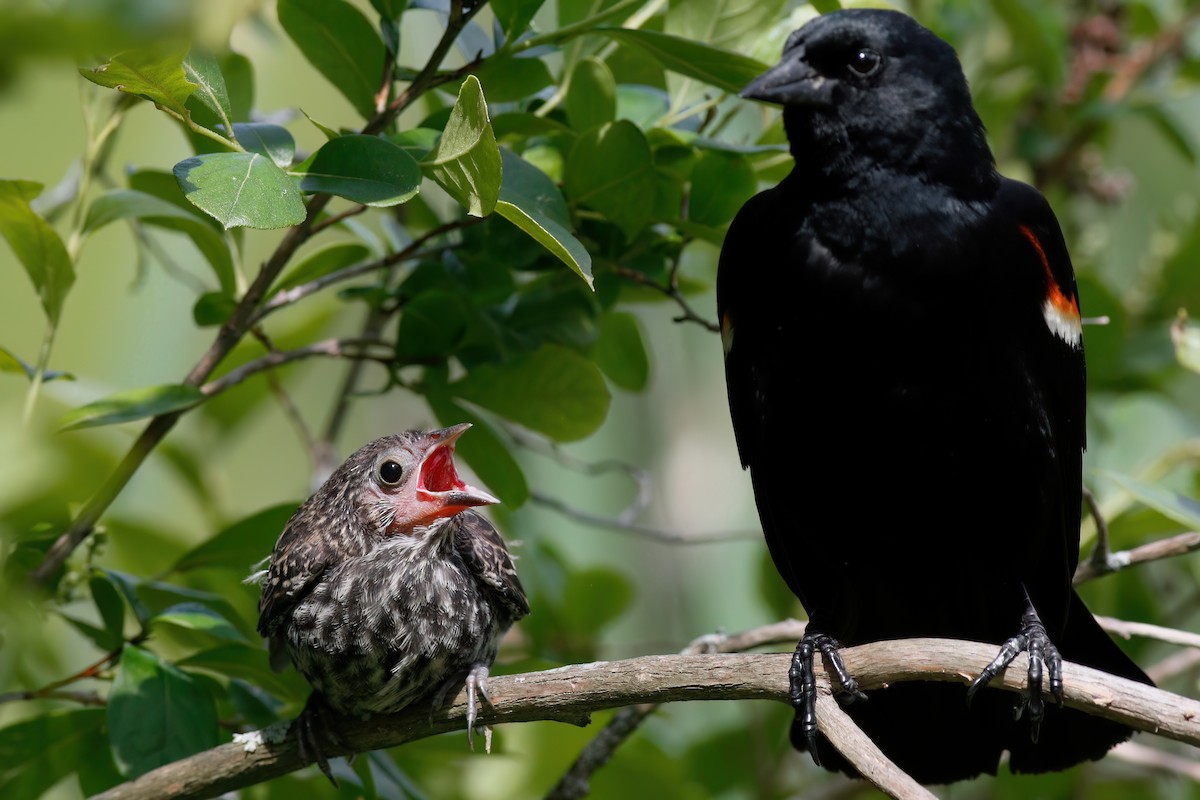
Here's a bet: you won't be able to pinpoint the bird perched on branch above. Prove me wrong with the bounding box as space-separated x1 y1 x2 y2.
255 424 529 781
719 9 1151 783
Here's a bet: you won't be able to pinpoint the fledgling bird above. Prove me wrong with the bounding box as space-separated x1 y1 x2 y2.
719 9 1151 783
256 424 529 779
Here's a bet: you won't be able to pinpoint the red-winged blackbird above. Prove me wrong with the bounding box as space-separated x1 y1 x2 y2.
719 9 1151 783
256 424 529 779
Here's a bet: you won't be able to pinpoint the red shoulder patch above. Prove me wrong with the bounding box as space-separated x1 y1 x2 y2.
1019 225 1082 346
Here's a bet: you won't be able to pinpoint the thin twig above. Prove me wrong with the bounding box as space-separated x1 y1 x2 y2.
529 490 758 545
90 638 1200 800
249 328 320 466
1147 648 1200 684
1096 615 1200 650
611 265 719 333
199 339 393 399
1081 484 1114 574
1074 530 1200 584
1110 740 1200 781
308 204 369 237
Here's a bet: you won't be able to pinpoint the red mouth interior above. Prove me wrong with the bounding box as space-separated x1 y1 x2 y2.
419 445 465 493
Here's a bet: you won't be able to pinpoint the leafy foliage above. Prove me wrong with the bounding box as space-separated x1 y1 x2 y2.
2 0 1200 798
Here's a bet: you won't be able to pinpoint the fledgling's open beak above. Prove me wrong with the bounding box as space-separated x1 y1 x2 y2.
741 54 833 107
413 423 498 525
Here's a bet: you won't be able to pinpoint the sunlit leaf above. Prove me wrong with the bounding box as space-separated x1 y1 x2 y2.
0 179 75 324
59 384 205 431
232 123 295 168
564 120 655 241
423 75 502 217
174 152 306 230
496 149 592 285
80 47 197 118
590 28 768 94
296 135 421 207
152 602 246 642
183 49 232 131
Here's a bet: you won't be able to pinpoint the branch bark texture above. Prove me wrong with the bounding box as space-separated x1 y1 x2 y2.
92 638 1200 800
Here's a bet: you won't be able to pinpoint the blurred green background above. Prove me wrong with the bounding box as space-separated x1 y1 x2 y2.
2 0 1200 798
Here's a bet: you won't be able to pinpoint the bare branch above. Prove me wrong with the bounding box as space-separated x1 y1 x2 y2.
1096 615 1200 650
1147 648 1200 684
1074 530 1200 584
199 339 393 399
611 265 720 333
91 638 1200 800
529 490 758 545
1111 740 1200 781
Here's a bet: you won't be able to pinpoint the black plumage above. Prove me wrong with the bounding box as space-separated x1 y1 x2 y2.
256 424 528 778
718 9 1150 783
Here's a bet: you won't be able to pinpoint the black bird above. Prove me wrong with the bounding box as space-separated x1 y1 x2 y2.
256 425 529 779
718 9 1150 783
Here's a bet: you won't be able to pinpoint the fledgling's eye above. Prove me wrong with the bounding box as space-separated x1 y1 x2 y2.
848 48 881 76
378 460 404 485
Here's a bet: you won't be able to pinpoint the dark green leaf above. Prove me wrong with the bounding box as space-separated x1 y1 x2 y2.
296 134 421 207
388 128 440 161
689 149 755 226
564 120 656 241
474 55 554 103
0 707 106 774
277 0 386 119
174 152 307 230
183 49 232 132
566 57 616 131
59 384 205 431
192 291 236 327
108 646 219 778
591 311 649 391
426 390 530 507
496 148 592 285
0 179 75 324
272 242 371 293
152 602 247 642
563 567 633 634
810 0 841 11
232 123 295 168
396 291 467 361
423 75 502 217
1102 472 1200 529
451 344 610 441
101 569 153 626
90 572 128 649
491 0 546 42
172 503 296 573
80 47 197 118
178 643 306 698
590 28 768 94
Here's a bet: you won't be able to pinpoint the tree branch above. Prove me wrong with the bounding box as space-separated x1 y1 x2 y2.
91 638 1200 800
1073 530 1200 584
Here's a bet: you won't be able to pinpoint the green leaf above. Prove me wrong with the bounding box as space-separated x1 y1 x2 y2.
90 572 128 649
152 602 246 642
810 0 841 11
59 384 205 431
0 345 73 382
1132 103 1198 165
591 311 649 391
563 567 633 634
296 135 421 207
474 55 554 104
496 149 592 285
590 28 768 93
192 291 236 327
108 646 219 779
1102 471 1200 530
451 344 610 441
172 503 296 573
564 120 656 241
232 123 295 168
491 0 546 42
665 0 789 56
423 75 502 217
426 390 530 507
277 0 386 119
174 152 307 230
80 47 197 119
689 149 755 226
370 0 410 18
0 179 75 325
100 569 153 626
0 708 106 776
566 57 616 131
1172 312 1200 374
389 128 440 161
272 242 371 294
177 643 305 698
83 188 237 294
396 291 467 362
183 49 233 132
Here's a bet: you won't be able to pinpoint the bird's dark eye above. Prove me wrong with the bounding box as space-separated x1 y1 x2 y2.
848 48 881 76
378 460 404 485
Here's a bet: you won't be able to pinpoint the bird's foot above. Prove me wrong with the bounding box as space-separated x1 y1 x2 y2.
430 663 494 752
966 602 1063 743
294 693 347 786
790 631 868 765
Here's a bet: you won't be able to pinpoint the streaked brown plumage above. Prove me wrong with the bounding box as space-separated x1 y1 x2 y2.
256 424 528 779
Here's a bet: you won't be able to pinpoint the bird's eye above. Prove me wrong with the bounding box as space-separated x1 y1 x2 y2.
378 460 404 485
848 48 881 76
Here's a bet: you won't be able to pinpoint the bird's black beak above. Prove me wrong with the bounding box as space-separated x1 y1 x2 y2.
741 55 833 107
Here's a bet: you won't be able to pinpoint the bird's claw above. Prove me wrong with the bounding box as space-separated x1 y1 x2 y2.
966 603 1063 742
790 631 866 765
465 664 492 753
294 693 346 786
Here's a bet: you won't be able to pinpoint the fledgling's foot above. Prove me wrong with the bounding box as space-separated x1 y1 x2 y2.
967 600 1063 742
431 662 495 752
294 693 347 786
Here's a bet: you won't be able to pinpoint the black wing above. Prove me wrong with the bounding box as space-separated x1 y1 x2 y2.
452 510 530 620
